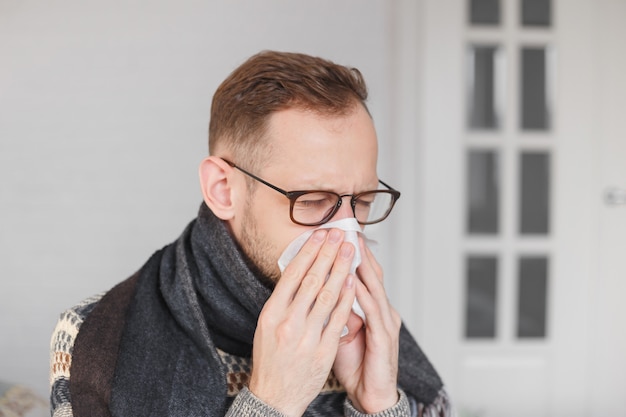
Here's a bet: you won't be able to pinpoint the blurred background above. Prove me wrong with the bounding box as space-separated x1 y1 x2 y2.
1 1 624 416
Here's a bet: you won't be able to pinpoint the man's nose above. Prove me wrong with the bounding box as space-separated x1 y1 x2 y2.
332 196 356 221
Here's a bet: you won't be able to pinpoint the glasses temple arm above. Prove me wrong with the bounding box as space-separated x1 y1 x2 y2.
220 157 290 197
378 179 398 192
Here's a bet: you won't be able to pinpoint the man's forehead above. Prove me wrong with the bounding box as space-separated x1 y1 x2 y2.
265 107 377 149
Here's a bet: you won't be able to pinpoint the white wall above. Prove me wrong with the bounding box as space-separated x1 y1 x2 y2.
0 0 405 398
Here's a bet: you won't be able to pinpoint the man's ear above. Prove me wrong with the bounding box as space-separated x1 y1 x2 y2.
198 156 236 220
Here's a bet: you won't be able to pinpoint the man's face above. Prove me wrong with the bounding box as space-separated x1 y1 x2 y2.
231 104 379 282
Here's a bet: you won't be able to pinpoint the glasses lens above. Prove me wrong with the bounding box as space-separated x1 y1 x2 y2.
292 192 340 225
354 191 395 224
291 190 398 226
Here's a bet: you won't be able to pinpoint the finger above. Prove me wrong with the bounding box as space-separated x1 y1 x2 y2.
321 273 357 343
289 229 345 317
361 236 383 279
356 238 387 304
352 279 380 326
307 241 354 328
269 229 328 308
354 279 401 336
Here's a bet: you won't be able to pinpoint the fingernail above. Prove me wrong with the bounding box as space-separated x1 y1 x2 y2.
329 229 342 243
345 275 354 288
312 229 327 242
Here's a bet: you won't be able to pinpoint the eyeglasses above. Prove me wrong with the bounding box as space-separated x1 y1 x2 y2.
221 158 401 226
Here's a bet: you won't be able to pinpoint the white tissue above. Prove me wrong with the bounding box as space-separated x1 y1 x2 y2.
277 218 373 335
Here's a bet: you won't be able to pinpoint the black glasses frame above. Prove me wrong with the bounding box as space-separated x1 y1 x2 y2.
221 158 401 226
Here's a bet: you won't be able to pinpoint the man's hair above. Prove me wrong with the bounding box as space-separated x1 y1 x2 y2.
208 50 369 170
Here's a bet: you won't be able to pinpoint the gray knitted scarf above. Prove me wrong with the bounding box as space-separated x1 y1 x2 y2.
107 203 442 416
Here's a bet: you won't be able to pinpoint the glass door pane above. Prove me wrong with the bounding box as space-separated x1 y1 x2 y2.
521 0 552 27
467 150 500 234
521 47 550 130
470 0 501 25
517 256 549 338
469 45 503 129
465 256 498 338
519 152 550 234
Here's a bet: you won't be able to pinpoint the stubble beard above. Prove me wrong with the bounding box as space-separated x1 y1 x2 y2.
239 203 282 284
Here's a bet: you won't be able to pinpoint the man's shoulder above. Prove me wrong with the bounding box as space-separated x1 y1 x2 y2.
57 292 106 332
49 292 106 417
50 272 143 380
50 292 106 370
49 269 147 416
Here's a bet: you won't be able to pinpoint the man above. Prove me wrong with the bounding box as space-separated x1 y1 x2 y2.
50 51 452 417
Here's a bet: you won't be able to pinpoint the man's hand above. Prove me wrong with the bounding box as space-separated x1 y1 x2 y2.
333 236 402 414
249 229 357 417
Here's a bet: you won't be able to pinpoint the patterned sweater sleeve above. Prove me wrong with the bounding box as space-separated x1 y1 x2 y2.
49 294 104 417
227 387 445 417
343 389 411 417
226 388 413 417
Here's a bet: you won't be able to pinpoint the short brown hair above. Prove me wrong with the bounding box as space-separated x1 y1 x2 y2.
208 50 369 169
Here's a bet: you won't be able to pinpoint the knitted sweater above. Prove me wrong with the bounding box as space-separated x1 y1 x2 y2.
50 293 453 417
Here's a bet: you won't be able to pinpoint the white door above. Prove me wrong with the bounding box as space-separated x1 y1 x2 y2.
388 0 626 416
